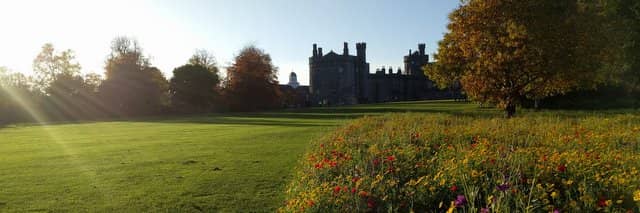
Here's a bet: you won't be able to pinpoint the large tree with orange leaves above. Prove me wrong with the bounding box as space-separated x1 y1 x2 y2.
426 0 608 117
224 45 281 111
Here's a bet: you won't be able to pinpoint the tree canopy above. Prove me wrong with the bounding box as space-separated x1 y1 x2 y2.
224 45 281 111
426 0 609 117
99 37 169 116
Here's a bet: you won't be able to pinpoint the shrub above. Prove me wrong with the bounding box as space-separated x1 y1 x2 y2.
280 113 640 212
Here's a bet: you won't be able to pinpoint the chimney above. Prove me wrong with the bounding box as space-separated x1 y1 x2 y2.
418 43 426 56
313 43 318 57
318 47 323 56
343 42 349 56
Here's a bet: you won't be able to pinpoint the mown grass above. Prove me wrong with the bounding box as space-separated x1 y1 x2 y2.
1 100 636 212
0 100 478 212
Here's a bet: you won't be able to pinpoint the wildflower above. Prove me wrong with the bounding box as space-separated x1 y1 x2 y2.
553 209 560 213
307 200 315 207
333 186 341 194
557 164 567 173
314 163 323 169
351 188 357 194
352 177 360 183
373 158 380 166
454 195 467 208
496 183 509 192
386 155 396 162
597 197 608 207
358 191 368 197
367 198 376 208
481 208 489 213
446 201 455 213
329 161 337 168
551 191 559 199
450 185 458 192
634 190 640 201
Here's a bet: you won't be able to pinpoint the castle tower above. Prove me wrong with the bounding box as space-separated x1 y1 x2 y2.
418 43 426 56
404 43 429 77
313 44 318 57
343 42 349 56
356 43 366 62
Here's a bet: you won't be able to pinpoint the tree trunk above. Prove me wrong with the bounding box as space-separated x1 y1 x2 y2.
505 103 516 118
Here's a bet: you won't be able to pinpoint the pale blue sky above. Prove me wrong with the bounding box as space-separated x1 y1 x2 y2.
0 0 460 85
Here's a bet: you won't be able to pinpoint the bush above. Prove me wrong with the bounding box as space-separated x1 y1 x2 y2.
281 113 640 212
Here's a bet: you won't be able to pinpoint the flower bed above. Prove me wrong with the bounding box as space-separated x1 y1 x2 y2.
280 113 640 212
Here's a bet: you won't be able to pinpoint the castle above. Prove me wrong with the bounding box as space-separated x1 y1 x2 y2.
308 42 458 106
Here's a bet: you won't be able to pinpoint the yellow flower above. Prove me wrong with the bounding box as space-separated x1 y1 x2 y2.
605 200 612 207
446 201 455 213
634 190 640 201
551 191 559 199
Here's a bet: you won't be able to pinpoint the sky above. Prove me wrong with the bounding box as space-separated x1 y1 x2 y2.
0 0 460 85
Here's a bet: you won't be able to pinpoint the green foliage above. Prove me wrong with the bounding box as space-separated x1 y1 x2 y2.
99 37 169 116
282 112 640 212
32 43 81 90
170 64 221 112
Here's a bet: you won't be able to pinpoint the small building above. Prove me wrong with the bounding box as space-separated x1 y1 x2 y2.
279 72 310 108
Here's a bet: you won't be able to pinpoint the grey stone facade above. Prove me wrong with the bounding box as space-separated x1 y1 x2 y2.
309 42 458 106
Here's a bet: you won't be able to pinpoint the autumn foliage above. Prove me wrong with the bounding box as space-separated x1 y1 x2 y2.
224 45 281 111
426 0 608 117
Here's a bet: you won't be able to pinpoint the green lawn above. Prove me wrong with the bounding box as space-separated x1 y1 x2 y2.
0 100 486 212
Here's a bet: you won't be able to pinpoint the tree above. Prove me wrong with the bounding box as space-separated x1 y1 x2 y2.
602 0 640 95
224 45 281 111
32 43 81 90
170 50 221 113
99 37 169 116
0 67 40 124
188 49 219 72
170 64 220 113
426 0 607 117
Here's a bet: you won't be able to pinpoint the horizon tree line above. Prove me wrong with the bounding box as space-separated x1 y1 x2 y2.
0 36 283 124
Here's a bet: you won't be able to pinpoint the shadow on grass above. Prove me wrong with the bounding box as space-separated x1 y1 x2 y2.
3 100 636 129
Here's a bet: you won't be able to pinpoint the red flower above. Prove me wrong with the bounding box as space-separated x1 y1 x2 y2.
351 188 357 194
358 191 368 197
450 185 458 192
329 161 337 168
333 186 341 194
352 177 360 182
386 155 396 162
367 198 376 208
314 163 323 169
320 144 324 148
307 200 315 207
557 164 567 173
597 197 608 207
373 158 380 166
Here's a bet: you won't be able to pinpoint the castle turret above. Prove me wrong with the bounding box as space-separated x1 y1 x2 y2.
418 43 426 56
313 44 318 57
356 42 366 62
404 43 429 77
343 42 349 56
